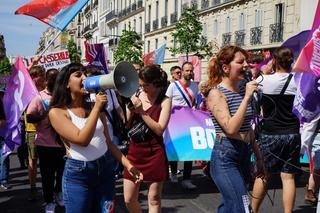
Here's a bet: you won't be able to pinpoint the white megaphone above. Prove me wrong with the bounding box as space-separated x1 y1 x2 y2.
83 61 139 98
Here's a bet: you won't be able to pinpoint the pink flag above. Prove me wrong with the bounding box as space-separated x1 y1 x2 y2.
293 1 320 76
1 56 39 157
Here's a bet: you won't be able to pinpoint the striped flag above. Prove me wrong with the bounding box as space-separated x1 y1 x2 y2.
143 44 166 66
15 0 89 31
84 41 109 73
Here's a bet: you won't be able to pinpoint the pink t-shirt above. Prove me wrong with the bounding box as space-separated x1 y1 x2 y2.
27 89 61 147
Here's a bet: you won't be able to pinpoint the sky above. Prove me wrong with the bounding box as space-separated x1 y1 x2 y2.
0 0 47 57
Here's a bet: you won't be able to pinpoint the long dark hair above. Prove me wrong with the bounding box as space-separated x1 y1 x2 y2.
49 63 87 109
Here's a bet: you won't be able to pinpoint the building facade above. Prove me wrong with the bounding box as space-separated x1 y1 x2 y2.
37 0 317 79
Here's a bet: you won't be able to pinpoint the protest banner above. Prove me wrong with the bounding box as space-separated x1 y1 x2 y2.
21 50 71 70
164 107 215 161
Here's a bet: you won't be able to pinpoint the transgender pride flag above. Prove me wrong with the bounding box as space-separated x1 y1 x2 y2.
15 0 89 31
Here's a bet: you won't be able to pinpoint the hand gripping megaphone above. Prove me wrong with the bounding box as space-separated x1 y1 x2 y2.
83 61 139 97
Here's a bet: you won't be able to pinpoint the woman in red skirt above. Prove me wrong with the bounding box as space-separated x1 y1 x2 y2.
124 65 172 213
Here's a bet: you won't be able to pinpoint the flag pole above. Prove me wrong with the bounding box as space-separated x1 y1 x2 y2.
39 30 63 56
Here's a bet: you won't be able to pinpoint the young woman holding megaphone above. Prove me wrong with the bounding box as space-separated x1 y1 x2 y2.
48 62 143 213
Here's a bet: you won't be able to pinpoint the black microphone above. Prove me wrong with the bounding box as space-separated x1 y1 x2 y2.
244 70 261 115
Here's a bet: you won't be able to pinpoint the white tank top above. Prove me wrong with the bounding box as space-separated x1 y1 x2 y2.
66 109 108 161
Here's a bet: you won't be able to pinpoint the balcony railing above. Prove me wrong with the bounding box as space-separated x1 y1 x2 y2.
83 25 91 34
126 7 131 14
170 12 178 24
153 19 159 31
92 21 98 30
182 3 189 10
201 38 207 46
84 6 91 14
201 0 209 9
191 0 198 9
222 32 232 46
106 10 117 22
145 23 150 33
235 30 246 47
270 23 283 43
212 0 221 6
250 26 263 45
132 3 137 11
161 16 168 28
138 0 143 8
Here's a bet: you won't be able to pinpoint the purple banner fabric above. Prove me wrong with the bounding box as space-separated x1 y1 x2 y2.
1 57 39 156
293 71 320 123
163 107 216 161
85 41 109 74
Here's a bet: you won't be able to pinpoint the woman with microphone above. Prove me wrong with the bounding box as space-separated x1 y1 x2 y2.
207 45 264 212
48 63 143 213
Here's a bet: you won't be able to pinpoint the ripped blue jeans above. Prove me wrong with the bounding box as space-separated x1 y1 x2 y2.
63 151 115 213
210 137 253 213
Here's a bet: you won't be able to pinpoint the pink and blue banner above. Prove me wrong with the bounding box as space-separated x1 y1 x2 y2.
15 0 89 31
163 107 215 161
1 57 39 158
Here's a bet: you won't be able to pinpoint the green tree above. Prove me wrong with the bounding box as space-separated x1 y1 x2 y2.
114 29 143 65
0 57 13 75
67 40 81 62
170 6 213 60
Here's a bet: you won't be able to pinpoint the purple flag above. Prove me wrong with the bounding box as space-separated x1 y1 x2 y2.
293 71 320 123
1 56 39 157
85 41 108 74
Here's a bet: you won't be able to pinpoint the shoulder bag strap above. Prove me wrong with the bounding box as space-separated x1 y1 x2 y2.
280 74 293 95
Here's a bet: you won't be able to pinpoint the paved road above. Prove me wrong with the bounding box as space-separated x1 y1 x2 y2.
0 153 317 213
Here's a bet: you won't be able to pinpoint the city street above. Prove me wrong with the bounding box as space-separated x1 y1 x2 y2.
0 153 317 213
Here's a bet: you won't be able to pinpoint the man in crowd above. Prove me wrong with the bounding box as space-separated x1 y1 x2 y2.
165 62 198 190
170 65 182 82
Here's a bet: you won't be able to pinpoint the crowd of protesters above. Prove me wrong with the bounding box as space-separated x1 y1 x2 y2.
0 44 320 213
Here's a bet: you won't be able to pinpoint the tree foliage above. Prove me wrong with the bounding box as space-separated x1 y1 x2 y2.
0 57 12 75
170 6 213 60
114 29 143 65
67 40 81 62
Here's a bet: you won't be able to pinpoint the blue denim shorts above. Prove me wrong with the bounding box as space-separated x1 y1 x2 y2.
63 151 115 213
258 133 301 174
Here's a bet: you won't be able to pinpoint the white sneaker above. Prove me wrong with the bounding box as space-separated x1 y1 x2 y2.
181 180 197 190
55 192 64 207
45 202 56 213
170 174 178 183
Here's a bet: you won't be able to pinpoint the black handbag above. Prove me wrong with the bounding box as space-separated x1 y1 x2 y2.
127 104 160 143
105 91 128 153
